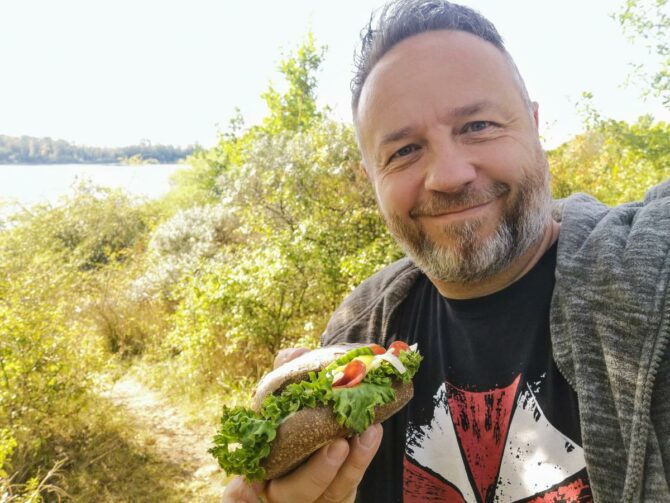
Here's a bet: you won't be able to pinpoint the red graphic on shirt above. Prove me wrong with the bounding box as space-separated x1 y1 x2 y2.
446 375 521 502
404 457 465 503
523 472 592 503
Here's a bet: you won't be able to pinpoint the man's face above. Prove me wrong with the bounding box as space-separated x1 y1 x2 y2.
356 30 552 284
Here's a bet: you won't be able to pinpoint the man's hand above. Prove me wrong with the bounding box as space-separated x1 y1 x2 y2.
220 347 383 503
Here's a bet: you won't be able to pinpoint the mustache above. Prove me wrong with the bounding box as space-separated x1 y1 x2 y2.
409 183 510 218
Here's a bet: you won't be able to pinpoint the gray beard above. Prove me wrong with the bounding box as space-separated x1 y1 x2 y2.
382 165 552 284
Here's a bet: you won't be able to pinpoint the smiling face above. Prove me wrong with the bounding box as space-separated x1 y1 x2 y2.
355 30 552 285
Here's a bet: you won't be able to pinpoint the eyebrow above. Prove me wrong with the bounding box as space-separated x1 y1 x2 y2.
377 100 499 149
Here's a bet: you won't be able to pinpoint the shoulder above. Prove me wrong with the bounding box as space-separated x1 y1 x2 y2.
320 257 422 346
555 180 670 268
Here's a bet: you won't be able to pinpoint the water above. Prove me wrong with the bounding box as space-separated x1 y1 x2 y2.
0 163 185 215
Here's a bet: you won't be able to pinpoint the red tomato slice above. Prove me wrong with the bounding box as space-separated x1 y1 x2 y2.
389 340 410 356
368 343 386 355
332 359 367 388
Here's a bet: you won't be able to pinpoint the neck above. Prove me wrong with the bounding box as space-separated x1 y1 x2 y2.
430 220 560 299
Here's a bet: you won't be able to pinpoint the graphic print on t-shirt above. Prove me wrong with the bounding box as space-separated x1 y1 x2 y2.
403 373 592 502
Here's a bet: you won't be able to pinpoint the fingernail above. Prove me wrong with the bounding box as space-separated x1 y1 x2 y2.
360 425 381 448
327 440 348 463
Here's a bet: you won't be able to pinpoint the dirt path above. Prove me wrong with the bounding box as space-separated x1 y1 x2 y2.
100 374 228 501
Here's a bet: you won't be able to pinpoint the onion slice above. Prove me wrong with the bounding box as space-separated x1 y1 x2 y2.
377 351 406 374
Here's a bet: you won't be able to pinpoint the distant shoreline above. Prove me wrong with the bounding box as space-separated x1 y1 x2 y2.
0 161 187 166
0 134 197 165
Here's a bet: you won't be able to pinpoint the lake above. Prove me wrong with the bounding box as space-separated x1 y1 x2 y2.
0 163 185 214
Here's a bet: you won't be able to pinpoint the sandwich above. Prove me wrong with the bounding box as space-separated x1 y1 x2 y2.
210 341 422 481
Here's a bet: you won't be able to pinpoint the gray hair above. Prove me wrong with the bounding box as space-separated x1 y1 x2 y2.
351 0 531 115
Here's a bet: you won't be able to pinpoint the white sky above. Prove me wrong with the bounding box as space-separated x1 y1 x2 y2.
1 0 668 150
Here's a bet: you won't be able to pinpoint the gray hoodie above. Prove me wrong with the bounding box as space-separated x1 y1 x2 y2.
322 182 670 501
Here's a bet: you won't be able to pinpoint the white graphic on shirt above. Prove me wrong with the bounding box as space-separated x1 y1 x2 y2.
405 382 477 502
494 385 586 502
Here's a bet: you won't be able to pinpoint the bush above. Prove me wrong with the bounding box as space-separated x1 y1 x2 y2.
549 116 670 204
131 204 239 303
0 183 157 491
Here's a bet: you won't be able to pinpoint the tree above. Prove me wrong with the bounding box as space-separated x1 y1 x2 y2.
261 33 325 134
167 33 326 208
618 0 670 107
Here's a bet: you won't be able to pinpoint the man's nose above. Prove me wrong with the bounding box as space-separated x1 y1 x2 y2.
424 140 477 193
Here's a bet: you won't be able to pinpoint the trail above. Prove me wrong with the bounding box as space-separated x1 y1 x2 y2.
100 374 228 501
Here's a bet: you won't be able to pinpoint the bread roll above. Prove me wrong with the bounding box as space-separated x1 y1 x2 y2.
262 380 413 479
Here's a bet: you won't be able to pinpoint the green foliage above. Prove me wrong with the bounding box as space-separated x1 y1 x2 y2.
261 33 325 134
0 429 17 478
0 183 159 496
549 115 670 204
5 183 151 272
165 118 399 389
0 457 67 502
617 0 670 107
132 203 239 303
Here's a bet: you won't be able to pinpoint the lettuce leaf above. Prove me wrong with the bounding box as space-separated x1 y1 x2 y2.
332 383 396 433
361 348 423 386
209 407 277 481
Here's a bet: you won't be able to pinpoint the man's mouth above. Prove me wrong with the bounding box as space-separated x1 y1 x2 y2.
424 200 493 217
409 184 510 220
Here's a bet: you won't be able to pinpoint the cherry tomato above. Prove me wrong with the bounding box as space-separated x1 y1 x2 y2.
368 343 386 355
332 359 367 388
389 340 410 356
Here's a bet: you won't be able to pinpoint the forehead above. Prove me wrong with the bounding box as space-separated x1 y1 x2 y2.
355 30 525 143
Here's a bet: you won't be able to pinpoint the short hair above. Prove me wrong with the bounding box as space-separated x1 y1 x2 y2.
351 0 527 115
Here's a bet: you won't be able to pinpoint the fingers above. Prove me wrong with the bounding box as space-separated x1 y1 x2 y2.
316 424 383 503
264 438 350 502
273 347 310 369
262 424 383 503
221 476 265 503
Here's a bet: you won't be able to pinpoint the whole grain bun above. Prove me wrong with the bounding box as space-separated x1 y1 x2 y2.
261 380 414 479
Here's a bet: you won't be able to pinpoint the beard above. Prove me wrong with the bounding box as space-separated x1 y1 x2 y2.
382 159 552 284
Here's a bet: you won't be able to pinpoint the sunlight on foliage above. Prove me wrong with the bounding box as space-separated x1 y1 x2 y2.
549 115 670 205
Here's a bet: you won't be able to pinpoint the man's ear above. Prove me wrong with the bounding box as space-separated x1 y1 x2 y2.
360 161 371 181
531 101 539 129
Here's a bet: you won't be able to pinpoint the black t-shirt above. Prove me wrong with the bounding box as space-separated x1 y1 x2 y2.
357 243 594 502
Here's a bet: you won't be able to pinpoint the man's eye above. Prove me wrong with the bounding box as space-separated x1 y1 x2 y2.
463 121 492 133
390 144 420 161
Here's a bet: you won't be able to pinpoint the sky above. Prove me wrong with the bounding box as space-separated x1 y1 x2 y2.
1 0 668 150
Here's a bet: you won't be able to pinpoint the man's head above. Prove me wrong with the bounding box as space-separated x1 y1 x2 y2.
352 0 552 287
351 0 532 118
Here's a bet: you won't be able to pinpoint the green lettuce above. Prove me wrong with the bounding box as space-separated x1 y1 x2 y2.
209 407 277 481
332 382 396 432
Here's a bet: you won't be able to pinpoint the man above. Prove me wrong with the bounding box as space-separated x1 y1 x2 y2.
223 1 670 501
